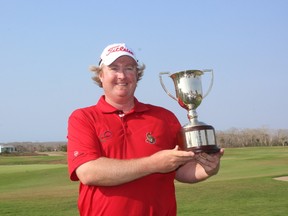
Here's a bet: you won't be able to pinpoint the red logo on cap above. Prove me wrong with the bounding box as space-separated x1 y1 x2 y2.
106 45 134 56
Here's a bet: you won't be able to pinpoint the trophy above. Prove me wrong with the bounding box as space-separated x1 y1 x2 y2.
159 69 220 154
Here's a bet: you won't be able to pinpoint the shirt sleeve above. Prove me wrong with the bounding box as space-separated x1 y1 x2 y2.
162 108 182 143
67 109 102 181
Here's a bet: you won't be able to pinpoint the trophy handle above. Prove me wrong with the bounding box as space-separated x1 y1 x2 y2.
159 72 178 101
202 69 214 98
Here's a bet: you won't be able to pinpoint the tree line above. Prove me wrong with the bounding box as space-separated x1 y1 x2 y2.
216 128 288 148
1 128 287 154
0 141 67 154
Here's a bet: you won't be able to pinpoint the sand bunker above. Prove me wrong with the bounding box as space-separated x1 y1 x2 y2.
273 176 288 181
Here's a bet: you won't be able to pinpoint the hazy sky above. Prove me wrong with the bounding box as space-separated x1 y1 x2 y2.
1 0 287 142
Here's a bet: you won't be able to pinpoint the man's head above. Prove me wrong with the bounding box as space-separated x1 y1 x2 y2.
90 43 145 88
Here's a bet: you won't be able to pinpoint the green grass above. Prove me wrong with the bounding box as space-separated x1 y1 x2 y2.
0 154 78 216
0 147 287 216
176 147 288 216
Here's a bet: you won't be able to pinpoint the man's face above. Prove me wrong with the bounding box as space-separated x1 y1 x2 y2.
100 56 138 102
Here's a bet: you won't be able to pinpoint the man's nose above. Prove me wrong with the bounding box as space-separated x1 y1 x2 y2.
117 68 127 77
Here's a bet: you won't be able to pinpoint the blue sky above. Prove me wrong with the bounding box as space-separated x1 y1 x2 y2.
0 0 287 142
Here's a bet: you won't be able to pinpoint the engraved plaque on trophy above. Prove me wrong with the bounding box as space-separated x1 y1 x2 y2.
159 69 220 154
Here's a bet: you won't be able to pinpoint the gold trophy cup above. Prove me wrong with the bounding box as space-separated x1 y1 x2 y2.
159 69 220 154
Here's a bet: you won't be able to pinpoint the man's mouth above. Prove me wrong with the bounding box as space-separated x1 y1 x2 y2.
116 83 128 86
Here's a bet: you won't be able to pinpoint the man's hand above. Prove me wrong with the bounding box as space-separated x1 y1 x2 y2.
149 145 195 173
195 149 225 176
175 148 224 183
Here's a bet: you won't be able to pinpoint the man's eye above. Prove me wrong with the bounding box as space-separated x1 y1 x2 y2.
109 67 118 71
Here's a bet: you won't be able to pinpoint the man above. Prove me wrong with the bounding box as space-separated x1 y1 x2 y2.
67 43 224 216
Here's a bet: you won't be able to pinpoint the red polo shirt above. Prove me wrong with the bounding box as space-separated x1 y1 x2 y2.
67 96 181 216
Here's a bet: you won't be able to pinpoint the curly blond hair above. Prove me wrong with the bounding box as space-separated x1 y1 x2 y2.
89 64 146 88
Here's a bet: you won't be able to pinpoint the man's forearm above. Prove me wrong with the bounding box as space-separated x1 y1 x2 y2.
76 156 155 186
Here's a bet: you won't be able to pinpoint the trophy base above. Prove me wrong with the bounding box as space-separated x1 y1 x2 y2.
177 124 220 154
186 145 220 154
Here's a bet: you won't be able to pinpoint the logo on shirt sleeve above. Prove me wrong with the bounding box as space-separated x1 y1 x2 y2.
74 151 79 157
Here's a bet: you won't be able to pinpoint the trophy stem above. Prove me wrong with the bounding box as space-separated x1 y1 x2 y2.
187 109 199 125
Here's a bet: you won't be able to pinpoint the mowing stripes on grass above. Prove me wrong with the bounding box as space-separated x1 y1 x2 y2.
0 147 287 216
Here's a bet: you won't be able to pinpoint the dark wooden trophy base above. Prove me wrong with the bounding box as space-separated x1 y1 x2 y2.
186 145 220 154
177 124 220 154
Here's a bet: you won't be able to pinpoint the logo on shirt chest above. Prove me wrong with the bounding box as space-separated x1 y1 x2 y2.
99 130 113 142
145 132 156 144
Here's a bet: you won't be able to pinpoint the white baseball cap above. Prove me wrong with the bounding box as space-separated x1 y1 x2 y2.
99 43 138 66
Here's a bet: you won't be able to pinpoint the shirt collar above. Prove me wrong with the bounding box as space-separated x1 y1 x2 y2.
96 95 149 114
